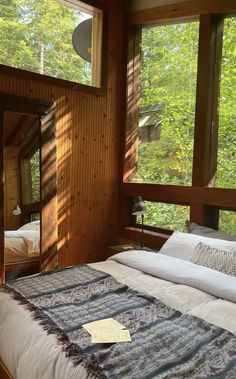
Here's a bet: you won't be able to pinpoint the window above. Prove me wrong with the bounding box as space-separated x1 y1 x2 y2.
130 21 199 185
30 149 40 203
123 9 236 246
21 148 40 205
216 16 236 188
136 202 189 232
219 210 236 236
30 213 40 222
0 0 103 87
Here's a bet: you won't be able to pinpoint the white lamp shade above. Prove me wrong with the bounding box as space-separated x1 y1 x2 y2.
132 196 147 215
12 205 21 216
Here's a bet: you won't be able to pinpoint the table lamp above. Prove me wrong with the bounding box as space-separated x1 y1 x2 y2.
132 196 147 248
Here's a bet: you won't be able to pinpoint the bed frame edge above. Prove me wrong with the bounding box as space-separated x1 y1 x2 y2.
0 357 14 379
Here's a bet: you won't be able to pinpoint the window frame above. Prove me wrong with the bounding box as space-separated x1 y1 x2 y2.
121 2 236 248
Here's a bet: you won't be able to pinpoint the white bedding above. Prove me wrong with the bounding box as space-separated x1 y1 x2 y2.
5 230 40 260
0 252 236 379
111 250 236 303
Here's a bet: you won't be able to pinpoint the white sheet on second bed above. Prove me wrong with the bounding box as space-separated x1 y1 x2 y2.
0 254 236 379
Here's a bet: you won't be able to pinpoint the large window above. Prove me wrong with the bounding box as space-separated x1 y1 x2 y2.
123 11 236 241
0 0 103 87
132 21 199 185
216 17 236 188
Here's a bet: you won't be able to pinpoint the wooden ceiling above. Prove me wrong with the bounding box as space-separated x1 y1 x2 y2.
4 112 38 147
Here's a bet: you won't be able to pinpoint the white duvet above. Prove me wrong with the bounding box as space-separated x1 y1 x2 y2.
5 230 40 256
111 250 236 303
0 251 236 379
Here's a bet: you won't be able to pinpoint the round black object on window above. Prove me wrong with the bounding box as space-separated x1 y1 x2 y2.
72 18 92 63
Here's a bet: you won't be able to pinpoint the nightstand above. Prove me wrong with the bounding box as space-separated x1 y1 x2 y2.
107 244 156 258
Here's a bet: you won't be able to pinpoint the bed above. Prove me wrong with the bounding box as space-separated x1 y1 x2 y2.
0 230 236 379
4 221 40 264
4 221 40 279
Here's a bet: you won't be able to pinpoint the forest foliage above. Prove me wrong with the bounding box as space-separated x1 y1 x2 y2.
136 19 236 234
0 0 91 84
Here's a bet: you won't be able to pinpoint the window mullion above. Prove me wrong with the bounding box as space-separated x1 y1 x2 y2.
192 14 223 188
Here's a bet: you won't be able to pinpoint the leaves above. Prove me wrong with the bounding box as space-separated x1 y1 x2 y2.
0 0 91 84
136 19 236 234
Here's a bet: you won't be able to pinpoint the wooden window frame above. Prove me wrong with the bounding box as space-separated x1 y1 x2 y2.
0 0 108 96
120 0 236 249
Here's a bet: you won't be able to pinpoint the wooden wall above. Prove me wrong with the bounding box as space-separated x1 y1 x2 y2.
4 146 21 231
0 0 125 267
126 0 191 11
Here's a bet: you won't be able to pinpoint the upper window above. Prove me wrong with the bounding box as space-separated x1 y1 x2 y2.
129 21 199 185
0 0 103 87
216 16 236 188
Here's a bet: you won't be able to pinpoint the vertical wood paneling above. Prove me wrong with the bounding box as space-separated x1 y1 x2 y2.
4 146 21 231
40 105 58 271
0 0 126 268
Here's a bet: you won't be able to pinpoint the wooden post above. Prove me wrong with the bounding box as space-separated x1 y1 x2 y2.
40 104 58 271
193 14 223 187
192 14 223 227
123 27 142 183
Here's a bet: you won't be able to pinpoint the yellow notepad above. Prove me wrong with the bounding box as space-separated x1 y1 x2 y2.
91 329 131 343
82 318 132 343
83 318 125 334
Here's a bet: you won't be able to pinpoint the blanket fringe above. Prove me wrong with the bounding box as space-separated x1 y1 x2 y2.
1 283 107 378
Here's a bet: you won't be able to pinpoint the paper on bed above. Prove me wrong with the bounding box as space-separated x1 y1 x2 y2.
83 318 125 334
91 329 131 343
82 318 131 343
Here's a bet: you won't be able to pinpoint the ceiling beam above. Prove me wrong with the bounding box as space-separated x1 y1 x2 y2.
5 115 27 146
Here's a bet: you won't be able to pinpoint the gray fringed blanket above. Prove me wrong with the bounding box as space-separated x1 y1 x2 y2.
2 264 236 378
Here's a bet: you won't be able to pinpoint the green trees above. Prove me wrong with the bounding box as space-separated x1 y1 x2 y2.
136 19 235 234
30 149 40 203
0 0 91 84
217 17 236 190
137 22 199 186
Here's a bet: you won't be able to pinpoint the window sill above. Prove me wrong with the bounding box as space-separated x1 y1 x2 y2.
0 64 106 96
120 226 170 250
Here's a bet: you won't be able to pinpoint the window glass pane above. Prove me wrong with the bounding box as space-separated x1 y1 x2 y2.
219 210 236 236
132 21 199 185
30 149 40 202
0 0 102 87
216 17 236 188
137 202 189 232
30 213 40 222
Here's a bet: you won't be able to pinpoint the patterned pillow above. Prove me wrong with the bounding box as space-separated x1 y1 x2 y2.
191 242 236 277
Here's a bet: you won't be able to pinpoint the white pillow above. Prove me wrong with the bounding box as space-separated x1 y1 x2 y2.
18 221 40 231
159 231 236 262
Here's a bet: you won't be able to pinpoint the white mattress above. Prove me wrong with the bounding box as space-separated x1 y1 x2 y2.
0 255 236 379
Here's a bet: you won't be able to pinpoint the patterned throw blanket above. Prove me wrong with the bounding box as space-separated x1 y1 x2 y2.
2 265 236 378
